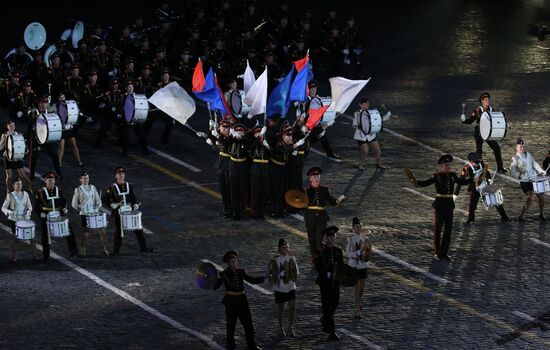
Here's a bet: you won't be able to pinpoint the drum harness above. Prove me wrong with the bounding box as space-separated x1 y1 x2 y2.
114 183 130 237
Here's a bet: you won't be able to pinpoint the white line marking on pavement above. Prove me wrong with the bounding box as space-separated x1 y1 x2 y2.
513 311 550 328
402 187 469 215
309 147 343 162
0 223 222 350
201 259 273 295
289 213 449 284
337 328 384 350
148 146 202 173
529 237 550 249
143 183 218 191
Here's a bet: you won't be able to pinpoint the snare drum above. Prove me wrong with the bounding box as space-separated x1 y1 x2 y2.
86 213 108 229
7 134 26 161
482 189 504 207
15 220 36 240
58 100 80 124
480 111 507 141
47 217 70 237
47 211 60 221
120 211 142 230
531 176 550 194
35 113 63 144
229 90 251 116
361 109 384 134
124 94 149 123
118 205 132 214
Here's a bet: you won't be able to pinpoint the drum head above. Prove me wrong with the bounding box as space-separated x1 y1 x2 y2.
230 90 243 115
58 102 68 123
16 220 35 228
479 112 491 140
6 134 14 160
124 95 135 122
35 115 49 144
360 110 372 133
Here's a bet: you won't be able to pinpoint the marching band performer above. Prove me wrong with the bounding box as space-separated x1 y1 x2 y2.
455 152 509 223
316 226 343 341
510 138 547 222
305 166 344 258
272 238 299 337
405 154 470 261
345 217 371 318
352 97 386 171
213 250 264 350
0 120 33 192
2 177 37 262
543 150 550 171
35 171 79 260
208 118 233 219
71 172 109 257
120 80 149 156
228 123 249 220
94 78 123 150
57 92 84 167
249 125 270 220
102 166 154 255
461 92 506 173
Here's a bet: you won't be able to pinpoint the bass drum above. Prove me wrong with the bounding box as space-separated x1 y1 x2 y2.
480 111 507 141
7 134 26 161
229 90 251 116
361 109 383 134
58 100 80 124
124 94 149 123
35 113 63 144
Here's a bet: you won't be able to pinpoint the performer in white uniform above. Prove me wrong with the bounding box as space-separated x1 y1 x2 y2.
345 217 370 318
272 238 299 337
352 97 387 171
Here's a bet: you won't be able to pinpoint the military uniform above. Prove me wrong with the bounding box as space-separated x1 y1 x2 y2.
213 250 264 350
81 69 103 120
249 126 270 220
64 64 84 101
228 124 249 220
35 171 79 260
213 120 233 218
119 81 149 156
94 79 123 149
270 125 295 218
45 56 65 99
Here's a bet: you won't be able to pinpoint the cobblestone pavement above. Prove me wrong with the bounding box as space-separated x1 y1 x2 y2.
2 3 550 350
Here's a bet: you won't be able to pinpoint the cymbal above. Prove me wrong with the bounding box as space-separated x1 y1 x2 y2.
285 190 309 209
196 262 218 290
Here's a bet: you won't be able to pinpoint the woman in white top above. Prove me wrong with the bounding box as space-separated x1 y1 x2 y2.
345 217 371 318
271 238 299 337
352 97 386 172
1 177 37 262
71 172 109 256
0 120 33 192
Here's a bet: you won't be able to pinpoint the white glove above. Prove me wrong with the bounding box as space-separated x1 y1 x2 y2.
327 272 332 279
64 124 73 130
110 203 118 209
343 48 350 55
211 129 219 138
25 213 31 220
262 139 270 149
295 138 305 147
355 250 362 257
206 138 213 146
460 114 466 122
40 212 47 219
279 271 285 278
10 97 15 103
63 208 68 214
111 107 116 112
318 131 326 138
6 209 13 216
196 131 207 138
383 111 391 121
16 111 23 118
99 102 106 109
133 204 139 211
452 195 457 202
260 126 267 136
209 119 216 129
337 195 346 202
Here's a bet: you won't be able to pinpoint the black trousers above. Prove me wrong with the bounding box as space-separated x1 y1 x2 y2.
434 208 453 257
286 155 304 191
250 162 269 218
218 167 232 216
223 294 257 350
229 162 248 218
468 190 508 221
119 122 148 155
319 278 340 333
40 218 78 259
309 127 335 157
305 210 328 257
269 163 286 216
94 113 119 147
143 110 175 142
113 210 147 253
474 126 504 170
29 143 62 179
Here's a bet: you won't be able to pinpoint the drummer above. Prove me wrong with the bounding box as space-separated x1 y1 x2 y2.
35 171 79 260
510 138 547 222
57 92 84 168
102 166 154 255
0 120 33 192
71 172 109 257
272 238 299 337
120 80 149 156
461 92 506 174
352 97 386 172
1 177 37 262
345 217 370 319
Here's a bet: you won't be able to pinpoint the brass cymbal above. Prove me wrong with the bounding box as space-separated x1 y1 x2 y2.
285 190 309 209
196 262 218 290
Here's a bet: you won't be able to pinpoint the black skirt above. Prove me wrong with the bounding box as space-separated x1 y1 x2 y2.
354 268 368 280
274 290 296 304
4 157 23 170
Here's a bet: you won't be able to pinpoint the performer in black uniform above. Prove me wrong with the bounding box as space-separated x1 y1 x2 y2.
35 171 79 260
210 118 233 218
119 80 149 156
102 166 154 255
249 125 270 220
461 92 506 173
455 152 509 223
316 226 343 341
213 250 264 350
406 154 470 261
305 167 344 258
228 124 249 220
94 78 123 149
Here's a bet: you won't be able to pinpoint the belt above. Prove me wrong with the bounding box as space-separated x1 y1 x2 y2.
297 151 305 155
253 159 269 164
219 152 231 158
230 157 247 162
436 194 454 198
307 206 325 210
225 291 244 296
270 158 285 166
42 207 61 211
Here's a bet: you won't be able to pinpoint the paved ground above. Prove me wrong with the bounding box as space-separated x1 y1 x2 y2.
2 2 550 350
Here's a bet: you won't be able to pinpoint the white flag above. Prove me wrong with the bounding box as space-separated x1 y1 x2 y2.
244 66 268 117
243 59 256 95
148 81 196 125
329 76 371 114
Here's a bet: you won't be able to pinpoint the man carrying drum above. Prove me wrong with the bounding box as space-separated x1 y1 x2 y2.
510 138 547 222
352 97 386 172
35 171 79 260
72 172 110 257
461 92 507 174
0 120 33 192
102 166 154 255
2 177 37 262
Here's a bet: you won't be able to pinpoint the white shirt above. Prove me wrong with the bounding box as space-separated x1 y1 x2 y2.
72 184 102 215
272 254 299 293
2 191 32 221
345 233 370 270
510 152 545 182
353 110 376 142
